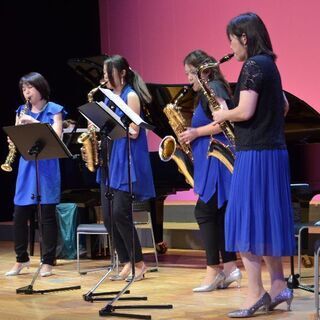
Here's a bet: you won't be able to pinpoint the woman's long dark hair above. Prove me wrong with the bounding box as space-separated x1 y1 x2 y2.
19 72 50 101
227 12 276 60
184 49 232 97
104 55 152 105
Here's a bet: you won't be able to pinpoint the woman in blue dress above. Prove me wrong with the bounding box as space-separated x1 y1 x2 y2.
5 72 66 277
213 13 295 317
179 50 241 292
101 55 155 281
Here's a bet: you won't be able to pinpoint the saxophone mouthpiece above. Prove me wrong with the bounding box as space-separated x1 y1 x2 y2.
219 53 234 64
173 86 190 106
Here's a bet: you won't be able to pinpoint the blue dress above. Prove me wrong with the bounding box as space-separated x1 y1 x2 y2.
106 85 155 201
191 101 231 207
14 102 66 205
225 55 295 256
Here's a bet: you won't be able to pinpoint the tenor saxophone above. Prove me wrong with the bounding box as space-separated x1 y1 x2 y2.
196 53 235 172
159 87 194 187
1 99 30 172
77 82 106 172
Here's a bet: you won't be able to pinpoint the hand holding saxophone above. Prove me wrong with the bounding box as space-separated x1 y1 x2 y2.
179 127 199 145
18 114 39 125
212 108 229 125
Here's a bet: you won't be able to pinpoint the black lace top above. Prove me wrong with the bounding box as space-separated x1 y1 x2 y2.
232 54 286 151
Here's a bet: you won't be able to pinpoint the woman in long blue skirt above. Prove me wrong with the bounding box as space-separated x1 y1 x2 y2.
213 13 295 318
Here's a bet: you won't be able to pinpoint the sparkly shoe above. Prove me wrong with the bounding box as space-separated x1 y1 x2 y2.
220 268 242 289
5 261 30 276
269 288 293 311
193 271 226 292
228 292 271 318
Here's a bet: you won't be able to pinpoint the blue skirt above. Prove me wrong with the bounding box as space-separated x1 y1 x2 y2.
225 149 295 256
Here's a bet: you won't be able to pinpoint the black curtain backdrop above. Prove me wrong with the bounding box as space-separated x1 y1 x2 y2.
0 1 101 221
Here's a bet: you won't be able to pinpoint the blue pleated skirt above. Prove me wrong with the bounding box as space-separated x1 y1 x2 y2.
225 149 295 256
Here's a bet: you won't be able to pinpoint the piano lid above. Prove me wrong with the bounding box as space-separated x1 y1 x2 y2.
284 90 320 143
67 54 109 87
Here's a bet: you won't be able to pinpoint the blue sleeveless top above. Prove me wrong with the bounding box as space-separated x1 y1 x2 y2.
105 85 155 201
14 102 66 205
191 100 232 207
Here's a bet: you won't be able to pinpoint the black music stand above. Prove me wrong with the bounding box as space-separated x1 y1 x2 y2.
3 123 81 294
78 101 131 302
96 89 172 319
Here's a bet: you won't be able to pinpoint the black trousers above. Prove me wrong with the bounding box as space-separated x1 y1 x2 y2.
194 193 237 266
13 204 57 265
103 189 143 264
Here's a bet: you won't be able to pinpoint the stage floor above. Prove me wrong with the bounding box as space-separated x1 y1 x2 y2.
0 241 318 320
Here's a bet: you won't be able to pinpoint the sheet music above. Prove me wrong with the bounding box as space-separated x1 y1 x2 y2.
96 101 136 135
63 127 89 133
99 87 154 130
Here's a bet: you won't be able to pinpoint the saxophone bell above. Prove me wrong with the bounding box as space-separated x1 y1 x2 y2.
1 99 31 172
159 135 177 162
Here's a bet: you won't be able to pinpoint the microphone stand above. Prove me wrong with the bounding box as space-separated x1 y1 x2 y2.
99 116 172 319
17 141 80 294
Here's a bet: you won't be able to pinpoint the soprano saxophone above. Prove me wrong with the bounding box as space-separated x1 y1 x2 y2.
1 99 30 172
196 53 235 173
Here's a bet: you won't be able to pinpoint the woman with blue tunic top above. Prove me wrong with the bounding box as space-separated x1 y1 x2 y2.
180 50 241 292
101 55 155 281
5 72 65 277
213 13 295 318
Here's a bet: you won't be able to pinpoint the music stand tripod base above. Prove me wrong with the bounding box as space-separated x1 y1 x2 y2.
16 285 81 295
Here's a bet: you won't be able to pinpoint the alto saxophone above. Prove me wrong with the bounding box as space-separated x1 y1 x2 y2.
77 82 106 172
196 53 235 173
159 87 194 187
1 99 30 172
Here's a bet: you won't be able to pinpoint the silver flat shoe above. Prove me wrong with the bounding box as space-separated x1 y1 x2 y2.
220 268 242 289
228 292 271 318
269 287 293 311
193 271 225 292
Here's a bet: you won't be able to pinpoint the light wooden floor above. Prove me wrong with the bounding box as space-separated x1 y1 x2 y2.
0 241 318 320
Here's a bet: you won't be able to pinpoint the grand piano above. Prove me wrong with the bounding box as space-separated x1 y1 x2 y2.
64 56 320 247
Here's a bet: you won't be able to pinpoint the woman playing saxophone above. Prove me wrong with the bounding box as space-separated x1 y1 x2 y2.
179 50 241 292
5 72 66 277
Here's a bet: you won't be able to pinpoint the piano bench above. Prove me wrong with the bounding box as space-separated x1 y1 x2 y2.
76 223 110 274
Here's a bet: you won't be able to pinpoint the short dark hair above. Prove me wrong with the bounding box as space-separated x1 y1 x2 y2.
19 72 50 101
227 12 276 60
